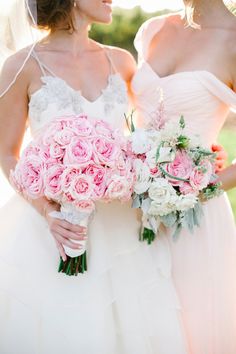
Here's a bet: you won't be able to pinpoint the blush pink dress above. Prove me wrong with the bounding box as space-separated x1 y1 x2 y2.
132 16 236 354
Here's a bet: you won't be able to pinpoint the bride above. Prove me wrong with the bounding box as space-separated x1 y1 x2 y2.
0 1 190 353
132 0 236 352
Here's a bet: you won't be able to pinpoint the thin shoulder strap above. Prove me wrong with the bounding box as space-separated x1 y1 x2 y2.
0 43 37 99
31 49 57 77
104 47 117 74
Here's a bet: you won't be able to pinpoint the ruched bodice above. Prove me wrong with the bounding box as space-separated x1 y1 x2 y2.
132 17 236 147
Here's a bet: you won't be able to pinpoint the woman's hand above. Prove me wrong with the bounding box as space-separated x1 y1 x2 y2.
211 144 228 173
44 201 87 261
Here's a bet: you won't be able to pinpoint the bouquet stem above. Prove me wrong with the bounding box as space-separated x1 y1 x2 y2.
139 227 155 244
58 252 87 276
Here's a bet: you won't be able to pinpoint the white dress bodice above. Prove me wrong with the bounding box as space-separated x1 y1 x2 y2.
28 73 128 136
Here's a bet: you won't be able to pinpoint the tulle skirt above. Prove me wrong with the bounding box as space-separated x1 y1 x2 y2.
0 194 188 354
167 194 236 354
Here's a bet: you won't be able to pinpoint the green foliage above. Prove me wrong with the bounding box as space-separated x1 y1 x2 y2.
218 128 236 219
90 7 167 56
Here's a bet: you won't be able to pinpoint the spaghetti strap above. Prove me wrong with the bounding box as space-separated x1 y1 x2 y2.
104 47 117 74
31 50 57 77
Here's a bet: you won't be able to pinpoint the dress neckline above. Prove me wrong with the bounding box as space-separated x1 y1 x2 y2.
143 61 236 96
29 72 122 105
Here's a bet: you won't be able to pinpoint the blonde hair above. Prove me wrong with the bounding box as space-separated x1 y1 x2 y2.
183 0 200 29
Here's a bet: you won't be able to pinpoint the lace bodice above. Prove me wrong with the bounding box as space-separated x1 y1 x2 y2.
132 17 236 147
28 58 128 136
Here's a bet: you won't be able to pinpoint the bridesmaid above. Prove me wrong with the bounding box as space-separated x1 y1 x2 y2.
132 0 236 353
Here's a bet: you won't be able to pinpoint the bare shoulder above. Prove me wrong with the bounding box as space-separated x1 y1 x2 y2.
0 48 32 92
105 46 136 82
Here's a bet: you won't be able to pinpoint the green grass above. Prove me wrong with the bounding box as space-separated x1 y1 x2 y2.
218 128 236 218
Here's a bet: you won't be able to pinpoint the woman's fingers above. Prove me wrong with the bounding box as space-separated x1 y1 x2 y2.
54 232 83 250
58 220 86 234
55 239 67 261
55 225 87 241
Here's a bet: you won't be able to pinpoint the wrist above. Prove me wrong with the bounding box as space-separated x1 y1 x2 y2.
43 200 59 219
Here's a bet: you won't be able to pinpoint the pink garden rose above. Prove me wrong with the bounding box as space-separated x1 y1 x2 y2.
68 175 94 200
190 160 213 191
85 164 106 186
49 142 65 160
179 182 198 195
105 175 132 201
54 127 76 146
165 151 193 186
94 120 114 138
61 166 82 191
64 137 93 167
92 137 120 167
75 199 96 213
44 164 65 200
72 115 94 136
14 155 44 198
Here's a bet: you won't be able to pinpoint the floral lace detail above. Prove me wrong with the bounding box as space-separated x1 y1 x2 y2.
102 74 128 115
28 74 128 131
29 77 84 122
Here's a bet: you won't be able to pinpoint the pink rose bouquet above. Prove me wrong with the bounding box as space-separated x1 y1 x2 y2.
127 115 222 244
11 115 134 276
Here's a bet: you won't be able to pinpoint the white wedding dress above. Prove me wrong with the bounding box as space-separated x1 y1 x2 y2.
0 50 189 354
132 16 236 354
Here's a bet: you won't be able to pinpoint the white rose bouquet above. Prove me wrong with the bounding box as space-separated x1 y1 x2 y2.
126 114 223 244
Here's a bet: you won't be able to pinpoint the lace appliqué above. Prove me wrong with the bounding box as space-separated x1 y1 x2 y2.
29 74 128 124
102 74 128 115
29 77 84 122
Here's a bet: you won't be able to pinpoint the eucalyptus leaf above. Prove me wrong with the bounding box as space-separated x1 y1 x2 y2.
160 212 177 228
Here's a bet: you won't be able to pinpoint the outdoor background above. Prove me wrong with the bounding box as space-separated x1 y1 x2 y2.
0 1 236 218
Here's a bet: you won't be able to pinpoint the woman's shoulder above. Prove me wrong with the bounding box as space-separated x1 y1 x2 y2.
137 12 182 36
0 46 35 82
104 45 136 82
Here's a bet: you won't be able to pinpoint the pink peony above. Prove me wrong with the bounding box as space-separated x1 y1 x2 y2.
165 151 193 186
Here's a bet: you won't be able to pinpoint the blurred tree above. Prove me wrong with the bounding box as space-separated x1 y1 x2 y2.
90 7 168 57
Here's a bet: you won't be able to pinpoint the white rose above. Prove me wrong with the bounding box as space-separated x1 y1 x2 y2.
148 198 177 216
176 194 198 212
131 129 150 154
133 159 151 194
148 178 177 204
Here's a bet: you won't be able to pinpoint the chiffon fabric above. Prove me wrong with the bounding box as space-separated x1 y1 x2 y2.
132 16 236 354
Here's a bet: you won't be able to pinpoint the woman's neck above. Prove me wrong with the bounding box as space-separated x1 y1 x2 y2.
192 0 232 27
43 14 96 56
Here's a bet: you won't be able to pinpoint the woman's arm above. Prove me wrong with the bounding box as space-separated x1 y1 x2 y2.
0 54 86 260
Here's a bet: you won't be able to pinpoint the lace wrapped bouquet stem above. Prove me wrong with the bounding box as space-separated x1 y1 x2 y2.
11 114 134 276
